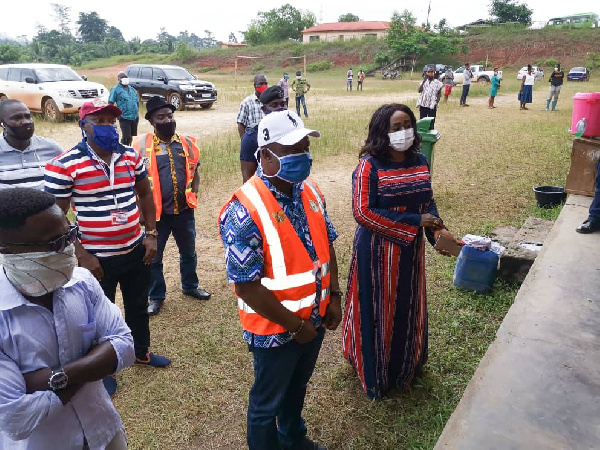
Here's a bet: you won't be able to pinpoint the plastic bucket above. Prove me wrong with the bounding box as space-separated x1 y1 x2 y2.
533 186 567 208
571 92 600 138
453 245 499 294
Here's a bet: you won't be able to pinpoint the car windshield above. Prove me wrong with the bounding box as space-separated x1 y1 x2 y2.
163 68 195 80
571 67 585 72
34 67 82 82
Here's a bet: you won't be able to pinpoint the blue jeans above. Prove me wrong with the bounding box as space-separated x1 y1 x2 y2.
247 327 325 450
295 95 308 117
460 84 470 105
589 159 600 222
149 208 199 300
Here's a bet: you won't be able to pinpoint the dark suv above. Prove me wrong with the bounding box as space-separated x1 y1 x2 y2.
125 64 217 110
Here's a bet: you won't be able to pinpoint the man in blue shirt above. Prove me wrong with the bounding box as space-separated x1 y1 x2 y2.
0 187 134 449
109 71 139 146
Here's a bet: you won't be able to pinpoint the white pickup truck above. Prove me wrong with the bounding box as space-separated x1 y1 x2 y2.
449 65 502 85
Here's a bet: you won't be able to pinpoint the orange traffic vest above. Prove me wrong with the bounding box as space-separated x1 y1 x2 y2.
220 175 332 335
132 133 199 221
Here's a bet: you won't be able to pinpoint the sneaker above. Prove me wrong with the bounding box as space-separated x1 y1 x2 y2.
102 375 117 396
135 352 171 367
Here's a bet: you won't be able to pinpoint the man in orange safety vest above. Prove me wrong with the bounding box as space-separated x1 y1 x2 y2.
133 96 211 316
219 110 342 450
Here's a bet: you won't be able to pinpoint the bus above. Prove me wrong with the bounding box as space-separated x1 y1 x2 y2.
546 13 599 28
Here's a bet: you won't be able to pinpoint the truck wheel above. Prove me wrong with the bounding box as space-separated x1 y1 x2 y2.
44 99 64 122
168 92 184 111
200 103 213 109
477 76 490 85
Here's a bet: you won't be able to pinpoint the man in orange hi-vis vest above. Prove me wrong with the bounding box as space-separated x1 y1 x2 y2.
133 96 211 317
219 110 342 450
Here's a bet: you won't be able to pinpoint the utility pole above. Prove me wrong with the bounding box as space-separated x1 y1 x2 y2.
426 1 432 28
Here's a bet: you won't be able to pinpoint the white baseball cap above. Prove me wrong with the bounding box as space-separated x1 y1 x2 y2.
258 110 320 148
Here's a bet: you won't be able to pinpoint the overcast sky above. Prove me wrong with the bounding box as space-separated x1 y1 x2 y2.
4 0 598 43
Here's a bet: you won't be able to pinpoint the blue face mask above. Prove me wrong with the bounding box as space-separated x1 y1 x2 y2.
82 121 119 152
266 149 313 184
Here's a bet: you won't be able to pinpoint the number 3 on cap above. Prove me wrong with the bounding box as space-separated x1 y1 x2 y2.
263 128 270 141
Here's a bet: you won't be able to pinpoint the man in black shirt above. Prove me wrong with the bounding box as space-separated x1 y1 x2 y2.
546 64 564 111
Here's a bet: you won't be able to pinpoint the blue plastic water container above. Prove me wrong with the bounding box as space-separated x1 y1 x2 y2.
453 245 499 293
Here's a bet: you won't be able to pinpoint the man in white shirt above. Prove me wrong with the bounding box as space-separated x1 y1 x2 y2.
0 100 63 190
460 63 472 107
417 65 444 128
0 187 135 450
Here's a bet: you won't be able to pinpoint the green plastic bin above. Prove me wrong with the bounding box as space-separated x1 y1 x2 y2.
416 117 441 173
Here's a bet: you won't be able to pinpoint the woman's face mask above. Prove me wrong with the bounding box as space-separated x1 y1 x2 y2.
265 148 312 183
388 128 415 152
0 244 76 297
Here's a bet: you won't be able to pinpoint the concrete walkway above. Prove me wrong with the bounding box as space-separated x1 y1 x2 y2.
435 195 600 450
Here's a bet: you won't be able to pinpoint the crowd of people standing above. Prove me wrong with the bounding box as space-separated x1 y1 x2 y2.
0 60 582 449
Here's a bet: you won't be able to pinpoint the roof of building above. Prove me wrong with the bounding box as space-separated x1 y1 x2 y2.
301 21 390 34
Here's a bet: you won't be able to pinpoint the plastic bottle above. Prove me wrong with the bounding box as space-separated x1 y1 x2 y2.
575 117 587 138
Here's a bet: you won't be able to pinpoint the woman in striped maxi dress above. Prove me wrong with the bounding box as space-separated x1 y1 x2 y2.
342 104 460 399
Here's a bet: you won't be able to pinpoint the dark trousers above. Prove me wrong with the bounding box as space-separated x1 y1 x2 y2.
295 95 308 118
460 85 470 105
119 117 139 146
419 106 437 128
357 80 363 90
98 244 150 359
150 208 199 300
590 159 600 222
247 327 325 450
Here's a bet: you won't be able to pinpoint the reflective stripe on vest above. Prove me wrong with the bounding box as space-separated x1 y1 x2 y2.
222 176 331 335
132 133 199 221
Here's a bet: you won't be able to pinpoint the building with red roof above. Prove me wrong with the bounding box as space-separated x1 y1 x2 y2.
301 21 390 44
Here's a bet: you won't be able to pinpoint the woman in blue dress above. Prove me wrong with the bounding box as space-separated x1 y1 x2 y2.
519 65 535 110
341 104 461 399
489 68 501 109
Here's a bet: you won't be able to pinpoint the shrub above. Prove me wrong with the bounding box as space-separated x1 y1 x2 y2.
306 60 332 72
197 66 216 73
545 58 558 68
375 51 390 66
251 63 265 72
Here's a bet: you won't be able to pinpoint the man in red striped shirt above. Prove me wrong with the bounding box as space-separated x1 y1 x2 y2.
44 100 170 396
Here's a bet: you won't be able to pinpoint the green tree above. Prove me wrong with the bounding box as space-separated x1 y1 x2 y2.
338 13 360 22
0 45 22 63
244 4 316 45
386 10 462 62
77 12 108 43
489 0 533 24
51 3 72 35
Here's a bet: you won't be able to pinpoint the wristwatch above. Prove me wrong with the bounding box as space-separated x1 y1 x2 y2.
145 229 159 237
48 369 69 391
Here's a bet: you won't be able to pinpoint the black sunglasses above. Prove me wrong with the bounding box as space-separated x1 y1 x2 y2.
0 225 78 253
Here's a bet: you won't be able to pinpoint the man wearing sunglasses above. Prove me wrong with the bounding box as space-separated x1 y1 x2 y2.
0 187 134 450
45 100 171 397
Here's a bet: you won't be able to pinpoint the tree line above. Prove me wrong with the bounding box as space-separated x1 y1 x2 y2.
0 1 532 67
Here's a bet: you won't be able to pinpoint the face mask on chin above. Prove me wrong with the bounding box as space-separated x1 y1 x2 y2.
82 121 119 152
0 244 76 297
389 128 415 152
3 122 34 141
155 120 176 138
263 107 287 115
265 148 312 184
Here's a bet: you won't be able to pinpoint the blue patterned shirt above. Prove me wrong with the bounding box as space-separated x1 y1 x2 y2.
220 175 337 348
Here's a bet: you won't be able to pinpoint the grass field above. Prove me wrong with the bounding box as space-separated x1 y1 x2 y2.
35 71 597 449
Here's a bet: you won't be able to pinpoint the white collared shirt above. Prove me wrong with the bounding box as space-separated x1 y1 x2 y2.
0 267 135 450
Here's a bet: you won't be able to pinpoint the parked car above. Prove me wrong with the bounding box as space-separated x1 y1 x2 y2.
517 66 544 80
452 65 502 85
0 63 109 122
125 64 217 110
422 64 448 80
567 67 591 81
